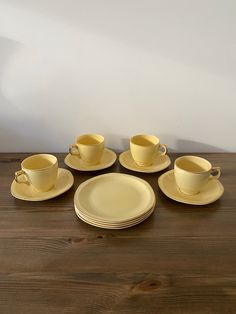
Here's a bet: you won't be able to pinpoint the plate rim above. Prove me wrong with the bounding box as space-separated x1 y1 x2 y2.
74 172 156 222
75 201 156 225
75 205 155 229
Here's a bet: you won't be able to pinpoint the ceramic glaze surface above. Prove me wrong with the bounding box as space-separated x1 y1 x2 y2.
65 148 116 171
74 205 155 229
158 170 224 205
174 156 221 195
70 134 104 165
130 134 167 167
74 173 155 222
15 154 58 192
11 168 74 201
119 150 171 173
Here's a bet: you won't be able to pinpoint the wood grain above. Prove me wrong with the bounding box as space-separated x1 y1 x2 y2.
0 152 236 314
0 273 236 314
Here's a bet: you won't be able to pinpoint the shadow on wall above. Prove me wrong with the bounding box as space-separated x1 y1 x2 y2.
103 135 228 153
0 94 53 152
0 91 64 152
174 139 228 153
105 134 130 152
0 36 54 151
0 37 23 150
3 0 236 80
0 36 24 71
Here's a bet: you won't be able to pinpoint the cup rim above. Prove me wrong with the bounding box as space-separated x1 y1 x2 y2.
175 155 212 173
22 154 58 171
131 134 160 146
76 134 104 146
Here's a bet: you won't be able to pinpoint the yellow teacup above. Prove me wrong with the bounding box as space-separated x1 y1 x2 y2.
15 154 58 192
174 156 221 195
130 134 167 167
69 134 104 165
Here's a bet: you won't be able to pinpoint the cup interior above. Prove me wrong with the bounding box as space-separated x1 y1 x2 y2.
175 156 211 173
77 134 104 146
131 135 159 147
22 154 57 171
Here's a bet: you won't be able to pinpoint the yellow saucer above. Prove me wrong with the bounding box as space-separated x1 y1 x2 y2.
119 150 171 173
11 168 74 201
158 170 224 205
64 148 117 171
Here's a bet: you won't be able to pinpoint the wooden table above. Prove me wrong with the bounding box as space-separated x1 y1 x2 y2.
1 153 236 314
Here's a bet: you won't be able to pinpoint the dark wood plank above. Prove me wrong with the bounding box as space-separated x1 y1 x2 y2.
0 273 236 314
0 235 236 274
2 204 236 238
0 152 236 313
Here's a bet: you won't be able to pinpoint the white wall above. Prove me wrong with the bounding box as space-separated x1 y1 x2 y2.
0 0 235 152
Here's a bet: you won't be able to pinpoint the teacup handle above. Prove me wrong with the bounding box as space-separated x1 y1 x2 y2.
69 144 80 157
210 167 221 180
159 144 167 156
15 170 29 185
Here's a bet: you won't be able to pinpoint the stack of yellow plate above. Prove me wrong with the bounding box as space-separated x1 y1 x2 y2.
74 173 156 229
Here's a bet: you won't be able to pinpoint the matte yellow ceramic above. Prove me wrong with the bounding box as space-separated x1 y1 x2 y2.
74 205 155 229
119 150 171 173
174 156 221 195
158 170 224 205
130 134 167 167
69 134 104 165
11 168 74 201
14 154 58 192
74 173 156 223
75 204 154 225
65 148 116 171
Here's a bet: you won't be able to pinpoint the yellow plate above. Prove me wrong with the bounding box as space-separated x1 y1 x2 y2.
11 168 74 201
75 205 155 229
74 173 156 223
64 148 117 171
158 170 224 205
75 199 156 225
75 205 155 225
119 150 171 173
